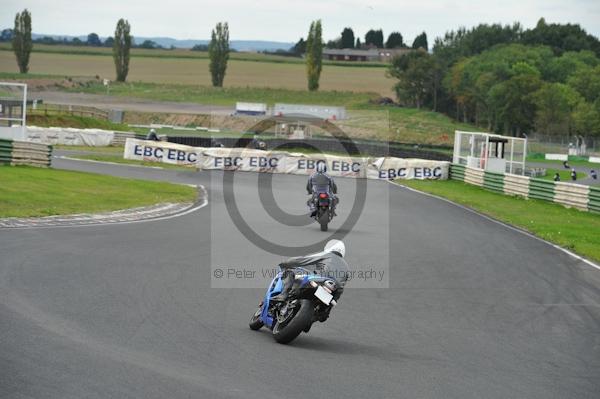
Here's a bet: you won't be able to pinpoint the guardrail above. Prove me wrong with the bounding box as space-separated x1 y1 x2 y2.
0 138 52 167
450 164 598 213
28 103 109 120
168 136 452 161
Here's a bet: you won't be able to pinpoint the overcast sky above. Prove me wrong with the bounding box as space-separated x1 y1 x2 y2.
2 0 600 43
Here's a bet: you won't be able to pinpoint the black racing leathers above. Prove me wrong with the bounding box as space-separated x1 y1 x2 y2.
276 251 349 301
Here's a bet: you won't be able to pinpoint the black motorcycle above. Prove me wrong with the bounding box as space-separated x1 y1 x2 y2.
309 190 335 231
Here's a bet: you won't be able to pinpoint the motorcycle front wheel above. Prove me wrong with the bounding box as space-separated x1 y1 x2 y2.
272 299 313 344
249 306 264 330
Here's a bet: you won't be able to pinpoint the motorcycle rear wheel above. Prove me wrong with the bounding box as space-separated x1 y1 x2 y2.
272 299 313 344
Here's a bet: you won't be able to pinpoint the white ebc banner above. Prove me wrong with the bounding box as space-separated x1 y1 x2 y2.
283 153 368 178
124 138 449 180
125 138 202 166
367 157 449 180
200 147 288 173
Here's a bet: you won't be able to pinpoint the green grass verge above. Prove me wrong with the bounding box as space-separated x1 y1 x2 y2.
539 168 588 181
398 179 600 263
0 165 195 218
526 155 600 170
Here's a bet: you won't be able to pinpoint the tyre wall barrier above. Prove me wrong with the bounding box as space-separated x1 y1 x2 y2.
167 136 452 162
449 164 598 213
0 139 52 167
124 138 449 181
22 126 141 147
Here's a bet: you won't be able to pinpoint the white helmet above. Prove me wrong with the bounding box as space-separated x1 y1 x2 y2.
150 128 156 133
316 162 327 173
324 239 345 258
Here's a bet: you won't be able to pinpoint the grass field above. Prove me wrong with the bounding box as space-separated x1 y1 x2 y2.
399 179 600 263
540 168 588 181
0 50 394 96
27 113 130 130
0 43 386 67
527 156 600 170
0 165 196 218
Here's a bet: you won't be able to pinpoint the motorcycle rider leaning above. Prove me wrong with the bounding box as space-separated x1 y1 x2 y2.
273 240 349 305
306 162 338 217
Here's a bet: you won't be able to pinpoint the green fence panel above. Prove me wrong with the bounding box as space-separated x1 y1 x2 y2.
528 178 556 201
483 171 505 193
450 164 465 181
0 139 12 165
589 186 600 213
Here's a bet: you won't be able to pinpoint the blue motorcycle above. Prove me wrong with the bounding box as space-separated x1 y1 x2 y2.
249 241 348 344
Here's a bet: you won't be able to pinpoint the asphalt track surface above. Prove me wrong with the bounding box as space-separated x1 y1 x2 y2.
1 159 600 399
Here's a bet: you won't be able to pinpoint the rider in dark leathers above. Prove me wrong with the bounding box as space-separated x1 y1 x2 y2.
307 163 338 217
274 240 349 303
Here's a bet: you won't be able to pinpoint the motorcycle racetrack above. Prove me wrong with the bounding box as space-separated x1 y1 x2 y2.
1 157 600 399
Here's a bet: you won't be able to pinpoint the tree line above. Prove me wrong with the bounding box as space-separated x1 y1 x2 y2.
1 28 174 50
292 27 428 55
387 19 600 138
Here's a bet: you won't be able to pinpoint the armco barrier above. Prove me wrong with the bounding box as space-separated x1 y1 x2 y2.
528 178 555 201
483 171 504 193
0 139 52 167
553 182 589 211
449 164 599 213
0 139 13 165
589 187 600 213
464 167 485 187
503 174 530 197
449 163 465 181
168 136 452 162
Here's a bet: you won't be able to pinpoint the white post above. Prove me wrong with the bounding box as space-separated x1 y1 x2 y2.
522 139 527 176
483 135 489 170
22 83 27 140
453 131 461 164
509 139 514 174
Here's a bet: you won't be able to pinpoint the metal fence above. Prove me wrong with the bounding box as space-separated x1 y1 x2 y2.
527 133 599 157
